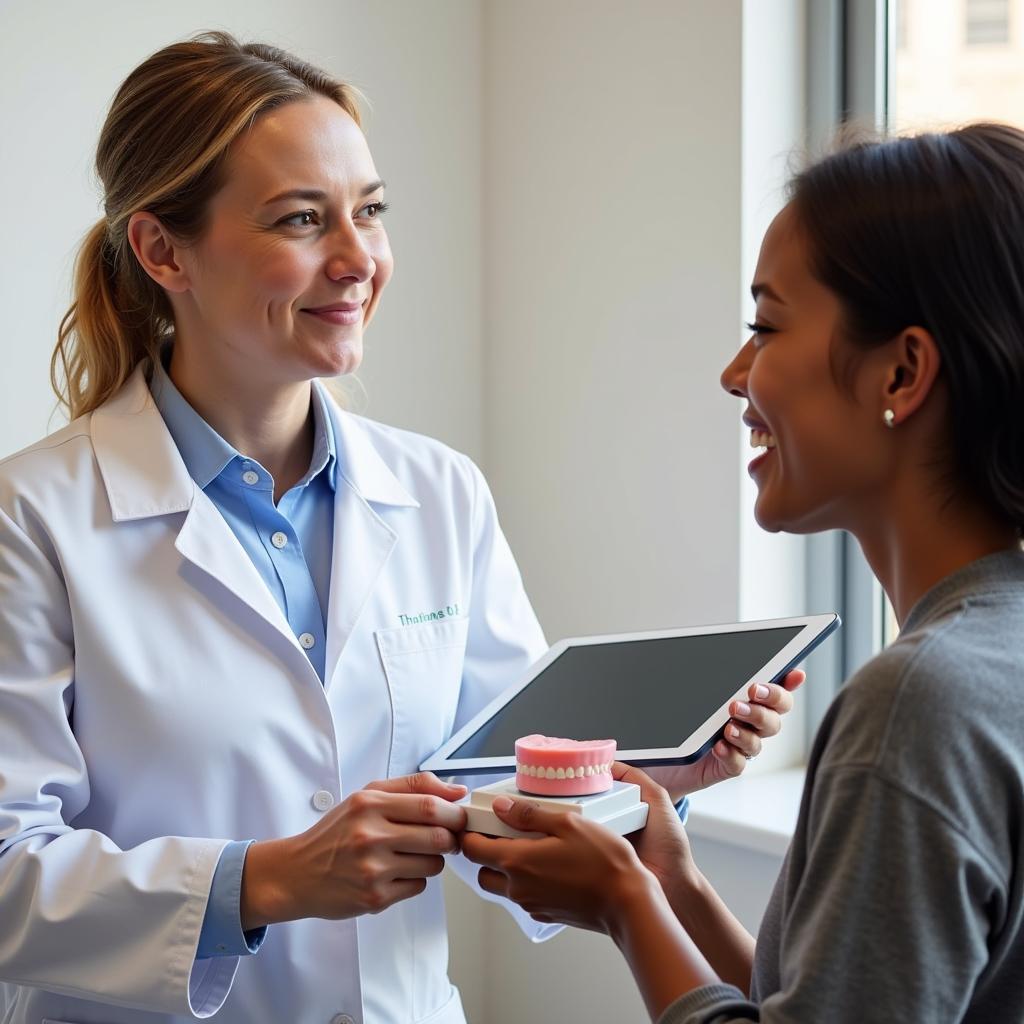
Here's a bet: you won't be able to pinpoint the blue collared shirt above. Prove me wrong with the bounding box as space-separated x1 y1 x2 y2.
150 355 337 960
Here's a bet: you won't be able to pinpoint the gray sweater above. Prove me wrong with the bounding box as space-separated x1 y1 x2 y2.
661 549 1024 1024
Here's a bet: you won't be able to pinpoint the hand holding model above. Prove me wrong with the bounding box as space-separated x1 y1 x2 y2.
241 773 468 929
462 762 755 1002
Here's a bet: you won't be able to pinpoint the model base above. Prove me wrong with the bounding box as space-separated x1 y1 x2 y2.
462 777 649 839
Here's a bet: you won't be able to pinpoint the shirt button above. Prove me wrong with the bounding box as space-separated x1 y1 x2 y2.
330 1015 356 1024
242 470 259 486
313 790 335 812
299 632 316 650
271 531 288 549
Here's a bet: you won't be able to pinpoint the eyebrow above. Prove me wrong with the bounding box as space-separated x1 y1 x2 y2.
262 180 386 206
751 282 786 304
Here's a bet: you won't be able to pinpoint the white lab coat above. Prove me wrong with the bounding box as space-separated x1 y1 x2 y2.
0 365 549 1024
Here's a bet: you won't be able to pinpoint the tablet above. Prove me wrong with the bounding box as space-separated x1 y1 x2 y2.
420 613 839 775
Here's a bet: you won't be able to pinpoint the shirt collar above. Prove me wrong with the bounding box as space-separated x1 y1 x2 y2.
149 350 337 493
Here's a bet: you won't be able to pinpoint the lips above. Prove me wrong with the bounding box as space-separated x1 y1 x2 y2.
301 300 364 326
742 409 777 474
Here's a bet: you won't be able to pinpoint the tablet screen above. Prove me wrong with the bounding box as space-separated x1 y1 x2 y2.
450 625 803 758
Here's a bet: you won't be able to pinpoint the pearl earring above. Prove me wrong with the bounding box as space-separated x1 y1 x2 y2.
883 409 896 428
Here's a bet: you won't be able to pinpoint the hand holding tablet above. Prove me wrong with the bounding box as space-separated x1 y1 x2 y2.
422 613 840 777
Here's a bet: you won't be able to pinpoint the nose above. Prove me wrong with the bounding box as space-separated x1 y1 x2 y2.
721 337 754 398
324 221 376 284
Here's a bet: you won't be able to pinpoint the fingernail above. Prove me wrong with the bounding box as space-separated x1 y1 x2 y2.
728 725 741 739
735 701 751 716
492 796 513 813
755 684 770 699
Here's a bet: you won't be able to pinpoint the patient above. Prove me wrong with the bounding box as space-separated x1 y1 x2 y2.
462 123 1024 1023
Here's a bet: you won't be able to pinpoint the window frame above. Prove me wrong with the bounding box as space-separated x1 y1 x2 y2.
802 0 892 734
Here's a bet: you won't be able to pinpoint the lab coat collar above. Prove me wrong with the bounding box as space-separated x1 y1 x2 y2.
316 381 420 510
91 366 419 520
91 364 196 522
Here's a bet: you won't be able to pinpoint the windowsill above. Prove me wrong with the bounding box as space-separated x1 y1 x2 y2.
684 767 806 858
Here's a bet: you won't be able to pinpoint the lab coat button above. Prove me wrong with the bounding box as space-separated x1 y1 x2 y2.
312 790 335 812
331 1016 356 1024
242 470 260 485
271 531 288 549
299 632 316 650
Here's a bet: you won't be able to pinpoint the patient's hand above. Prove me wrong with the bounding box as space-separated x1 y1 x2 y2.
461 791 655 934
649 669 805 801
461 764 700 934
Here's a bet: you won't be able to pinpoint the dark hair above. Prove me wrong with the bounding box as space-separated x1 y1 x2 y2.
53 31 363 419
789 123 1024 533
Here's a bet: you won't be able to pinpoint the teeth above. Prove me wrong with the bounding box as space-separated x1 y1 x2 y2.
749 430 776 450
515 762 612 777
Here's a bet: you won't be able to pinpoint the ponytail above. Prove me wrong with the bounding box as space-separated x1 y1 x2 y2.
52 219 163 420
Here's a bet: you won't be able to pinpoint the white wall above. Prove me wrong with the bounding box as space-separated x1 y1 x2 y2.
444 3 806 1022
481 0 744 644
0 0 484 462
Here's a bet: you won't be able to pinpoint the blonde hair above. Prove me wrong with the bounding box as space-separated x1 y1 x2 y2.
53 31 362 419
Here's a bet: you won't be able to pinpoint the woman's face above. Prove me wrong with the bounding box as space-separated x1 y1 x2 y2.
720 203 895 534
175 94 393 383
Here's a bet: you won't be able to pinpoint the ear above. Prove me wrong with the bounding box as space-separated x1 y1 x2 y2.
882 326 942 427
126 212 191 294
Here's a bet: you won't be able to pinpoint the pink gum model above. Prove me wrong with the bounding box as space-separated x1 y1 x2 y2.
514 734 617 796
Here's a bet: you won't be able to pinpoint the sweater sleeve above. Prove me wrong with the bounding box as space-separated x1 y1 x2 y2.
657 765 1003 1024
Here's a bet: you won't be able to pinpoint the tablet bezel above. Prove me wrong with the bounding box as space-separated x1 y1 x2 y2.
419 613 840 775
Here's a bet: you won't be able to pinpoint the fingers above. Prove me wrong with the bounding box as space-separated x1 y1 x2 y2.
354 788 468 833
730 699 782 737
711 736 748 778
476 866 509 898
366 878 428 913
386 820 463 855
780 668 806 691
745 680 796 715
611 762 676 811
390 852 447 880
490 795 567 837
722 721 763 759
366 771 468 801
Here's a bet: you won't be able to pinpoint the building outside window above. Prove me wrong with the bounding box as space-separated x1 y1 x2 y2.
965 0 1011 45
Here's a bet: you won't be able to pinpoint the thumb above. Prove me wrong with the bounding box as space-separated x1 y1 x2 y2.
491 795 563 836
366 771 468 801
611 762 675 813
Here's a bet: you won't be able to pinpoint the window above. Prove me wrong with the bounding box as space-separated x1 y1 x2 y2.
813 0 1024 687
893 0 1024 131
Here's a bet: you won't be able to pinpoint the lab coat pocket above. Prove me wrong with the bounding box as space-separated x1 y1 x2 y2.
376 616 470 778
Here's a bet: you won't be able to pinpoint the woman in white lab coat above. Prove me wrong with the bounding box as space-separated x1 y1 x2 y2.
0 32 798 1024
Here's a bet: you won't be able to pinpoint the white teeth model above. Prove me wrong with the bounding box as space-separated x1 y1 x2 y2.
749 430 777 450
515 762 615 776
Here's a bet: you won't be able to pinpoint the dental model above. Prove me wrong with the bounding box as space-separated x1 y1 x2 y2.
514 734 617 796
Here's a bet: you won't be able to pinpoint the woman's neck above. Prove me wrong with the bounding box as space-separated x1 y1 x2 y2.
852 479 1019 626
167 342 315 502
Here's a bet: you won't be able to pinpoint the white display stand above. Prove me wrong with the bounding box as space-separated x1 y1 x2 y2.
462 777 649 839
